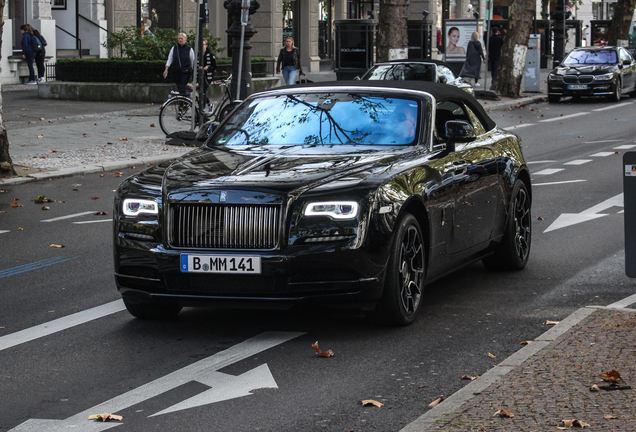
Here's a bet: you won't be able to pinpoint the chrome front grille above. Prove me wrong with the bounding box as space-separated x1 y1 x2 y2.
169 204 281 249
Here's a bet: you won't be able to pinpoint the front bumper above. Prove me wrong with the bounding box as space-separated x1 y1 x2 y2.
114 237 388 307
548 81 615 97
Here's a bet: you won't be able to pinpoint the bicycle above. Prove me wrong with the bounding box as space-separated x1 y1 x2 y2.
159 74 241 137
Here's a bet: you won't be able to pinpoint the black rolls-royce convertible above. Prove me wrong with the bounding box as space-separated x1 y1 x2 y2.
114 81 532 325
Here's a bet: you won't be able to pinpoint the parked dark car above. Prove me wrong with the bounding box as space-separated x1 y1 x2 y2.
547 46 636 103
357 60 474 95
114 81 531 325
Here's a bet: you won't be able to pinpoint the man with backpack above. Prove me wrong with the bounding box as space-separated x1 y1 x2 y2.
20 24 41 85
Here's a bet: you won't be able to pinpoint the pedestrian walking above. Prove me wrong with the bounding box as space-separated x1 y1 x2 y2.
583 24 589 46
488 26 503 83
201 39 217 106
19 24 38 85
459 31 485 87
276 37 303 86
163 33 195 96
32 27 47 82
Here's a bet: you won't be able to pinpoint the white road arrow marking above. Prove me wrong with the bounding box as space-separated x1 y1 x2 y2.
544 193 623 233
9 331 304 432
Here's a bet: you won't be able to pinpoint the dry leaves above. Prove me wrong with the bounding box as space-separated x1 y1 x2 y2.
50 244 65 248
10 201 23 207
557 419 590 429
544 320 559 325
95 211 107 216
590 384 601 392
493 409 515 418
461 375 479 380
41 206 50 210
114 172 123 177
34 195 55 203
601 370 623 384
359 400 383 408
92 197 100 200
312 341 334 358
604 414 618 420
119 137 129 141
488 353 497 358
428 396 444 408
87 413 123 422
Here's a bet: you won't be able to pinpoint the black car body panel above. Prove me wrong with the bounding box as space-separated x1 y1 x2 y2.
548 46 636 99
114 81 530 318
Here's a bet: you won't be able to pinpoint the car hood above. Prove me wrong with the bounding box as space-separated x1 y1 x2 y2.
552 64 616 75
160 145 413 197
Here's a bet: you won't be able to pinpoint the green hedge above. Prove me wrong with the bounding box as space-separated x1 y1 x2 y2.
56 58 270 82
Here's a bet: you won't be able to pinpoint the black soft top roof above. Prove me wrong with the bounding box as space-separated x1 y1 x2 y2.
271 79 497 132
371 59 455 68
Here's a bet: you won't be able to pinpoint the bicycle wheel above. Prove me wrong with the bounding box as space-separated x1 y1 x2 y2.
219 101 241 122
159 97 197 136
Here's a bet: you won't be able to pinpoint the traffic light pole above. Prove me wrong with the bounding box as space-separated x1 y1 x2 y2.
553 0 566 64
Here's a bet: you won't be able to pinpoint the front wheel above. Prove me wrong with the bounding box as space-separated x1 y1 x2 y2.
219 101 241 122
375 214 425 326
609 79 622 102
483 180 531 271
159 96 196 136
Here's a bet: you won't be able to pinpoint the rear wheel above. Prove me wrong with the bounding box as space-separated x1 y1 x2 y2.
483 180 531 271
376 214 425 326
219 101 241 121
159 96 196 136
123 298 182 319
548 95 560 103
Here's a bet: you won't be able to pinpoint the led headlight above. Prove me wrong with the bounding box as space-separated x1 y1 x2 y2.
548 73 563 82
304 201 359 219
122 198 158 216
594 73 613 81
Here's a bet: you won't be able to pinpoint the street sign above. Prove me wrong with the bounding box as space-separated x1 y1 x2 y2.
9 331 304 431
624 152 636 277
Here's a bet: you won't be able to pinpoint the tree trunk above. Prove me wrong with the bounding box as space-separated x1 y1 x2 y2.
0 0 14 177
377 0 408 62
608 0 636 46
493 0 534 97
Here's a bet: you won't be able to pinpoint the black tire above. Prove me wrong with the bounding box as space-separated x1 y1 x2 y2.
219 101 241 121
548 95 560 103
159 96 196 136
376 214 426 326
609 79 621 102
123 298 182 319
483 180 531 271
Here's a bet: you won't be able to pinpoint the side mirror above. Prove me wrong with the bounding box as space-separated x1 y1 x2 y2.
553 59 561 67
445 120 476 144
623 59 632 66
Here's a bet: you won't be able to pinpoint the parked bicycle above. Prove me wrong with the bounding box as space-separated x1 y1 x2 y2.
159 74 241 137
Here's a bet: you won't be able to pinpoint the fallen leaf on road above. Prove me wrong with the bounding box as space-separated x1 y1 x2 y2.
10 201 23 207
37 135 43 139
114 172 123 177
428 396 444 408
119 137 129 141
95 212 107 215
558 419 590 429
494 409 514 418
544 320 559 325
601 370 623 384
150 123 155 127
537 216 544 220
312 341 334 358
87 413 123 422
520 341 531 345
92 197 100 200
50 244 65 248
488 353 496 358
34 195 55 203
461 375 479 380
604 414 618 420
18 227 24 230
590 384 601 392
49 149 57 153
41 206 50 210
359 400 383 408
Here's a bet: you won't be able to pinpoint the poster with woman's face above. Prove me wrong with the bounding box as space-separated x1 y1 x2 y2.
444 20 478 59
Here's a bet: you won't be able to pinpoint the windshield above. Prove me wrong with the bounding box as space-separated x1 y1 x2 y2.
208 93 421 147
564 50 617 65
362 64 436 81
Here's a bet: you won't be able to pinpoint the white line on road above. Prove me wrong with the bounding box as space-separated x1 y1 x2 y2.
591 102 634 112
539 112 590 122
508 123 536 129
527 160 557 164
72 219 112 224
590 152 617 157
41 211 98 223
533 168 565 175
532 179 586 186
0 300 126 352
0 230 9 234
582 139 623 144
563 159 592 165
615 144 636 150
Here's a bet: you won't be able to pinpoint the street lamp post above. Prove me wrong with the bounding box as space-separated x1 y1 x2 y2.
224 0 260 101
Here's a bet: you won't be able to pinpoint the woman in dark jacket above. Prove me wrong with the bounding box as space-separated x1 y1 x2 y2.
33 27 47 82
459 31 485 87
200 39 217 106
276 37 302 85
20 24 37 85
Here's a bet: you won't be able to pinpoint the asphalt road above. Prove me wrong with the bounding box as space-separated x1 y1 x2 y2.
1 96 635 432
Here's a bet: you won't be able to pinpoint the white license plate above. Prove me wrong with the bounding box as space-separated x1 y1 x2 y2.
568 84 588 90
180 254 261 274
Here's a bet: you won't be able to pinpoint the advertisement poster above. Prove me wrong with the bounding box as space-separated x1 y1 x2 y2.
443 20 479 61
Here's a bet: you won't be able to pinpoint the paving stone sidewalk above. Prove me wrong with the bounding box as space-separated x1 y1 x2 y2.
403 306 636 432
